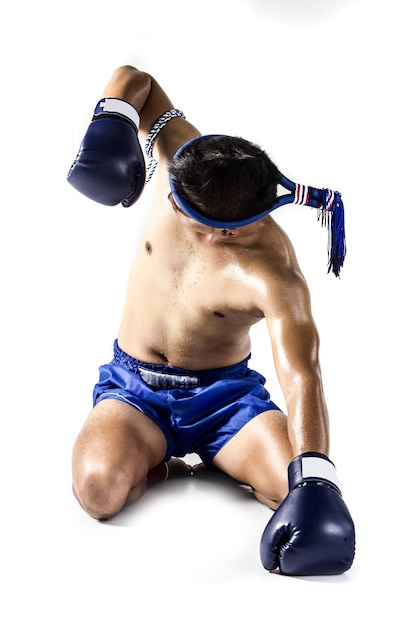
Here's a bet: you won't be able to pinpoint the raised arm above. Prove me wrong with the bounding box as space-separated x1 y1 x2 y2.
102 65 200 164
67 65 199 206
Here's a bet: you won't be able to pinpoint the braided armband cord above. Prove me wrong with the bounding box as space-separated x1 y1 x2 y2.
144 109 185 183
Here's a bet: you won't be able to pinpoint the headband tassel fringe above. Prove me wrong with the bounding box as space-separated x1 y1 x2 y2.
292 182 346 278
319 189 346 278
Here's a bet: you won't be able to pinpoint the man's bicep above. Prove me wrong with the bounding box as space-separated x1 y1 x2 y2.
265 273 321 382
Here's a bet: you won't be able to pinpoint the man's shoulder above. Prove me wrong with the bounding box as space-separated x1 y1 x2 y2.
256 219 300 273
249 221 308 305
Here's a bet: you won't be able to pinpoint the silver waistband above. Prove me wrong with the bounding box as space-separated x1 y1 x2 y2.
138 367 200 390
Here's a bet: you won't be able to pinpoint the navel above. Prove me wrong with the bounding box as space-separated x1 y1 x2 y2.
145 241 152 254
213 311 225 318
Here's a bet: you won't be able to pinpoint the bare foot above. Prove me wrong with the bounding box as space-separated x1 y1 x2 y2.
147 458 192 486
167 458 193 479
191 462 211 479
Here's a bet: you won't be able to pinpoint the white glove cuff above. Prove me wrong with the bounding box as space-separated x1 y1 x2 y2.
94 98 140 130
289 453 341 491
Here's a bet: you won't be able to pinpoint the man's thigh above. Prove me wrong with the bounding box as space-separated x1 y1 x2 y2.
212 409 293 504
72 398 168 483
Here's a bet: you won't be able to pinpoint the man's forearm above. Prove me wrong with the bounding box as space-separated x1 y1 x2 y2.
285 380 330 457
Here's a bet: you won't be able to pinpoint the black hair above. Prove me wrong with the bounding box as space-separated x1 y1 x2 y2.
169 135 282 222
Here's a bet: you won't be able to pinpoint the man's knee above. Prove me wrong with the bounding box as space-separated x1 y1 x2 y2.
248 464 290 510
252 485 288 511
73 462 144 520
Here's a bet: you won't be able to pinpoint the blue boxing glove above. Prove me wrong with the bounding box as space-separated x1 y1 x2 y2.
260 452 355 576
67 98 145 207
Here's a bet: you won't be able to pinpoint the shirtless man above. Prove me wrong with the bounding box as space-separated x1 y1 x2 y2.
68 65 355 576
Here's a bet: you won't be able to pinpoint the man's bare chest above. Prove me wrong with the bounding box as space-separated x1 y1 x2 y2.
131 235 261 321
149 247 263 315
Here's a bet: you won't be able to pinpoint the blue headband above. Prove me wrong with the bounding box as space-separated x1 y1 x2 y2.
169 135 346 277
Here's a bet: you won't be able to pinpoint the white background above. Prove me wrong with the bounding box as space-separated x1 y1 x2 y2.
1 0 415 623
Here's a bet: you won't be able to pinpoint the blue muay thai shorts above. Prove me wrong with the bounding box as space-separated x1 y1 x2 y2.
93 340 281 465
